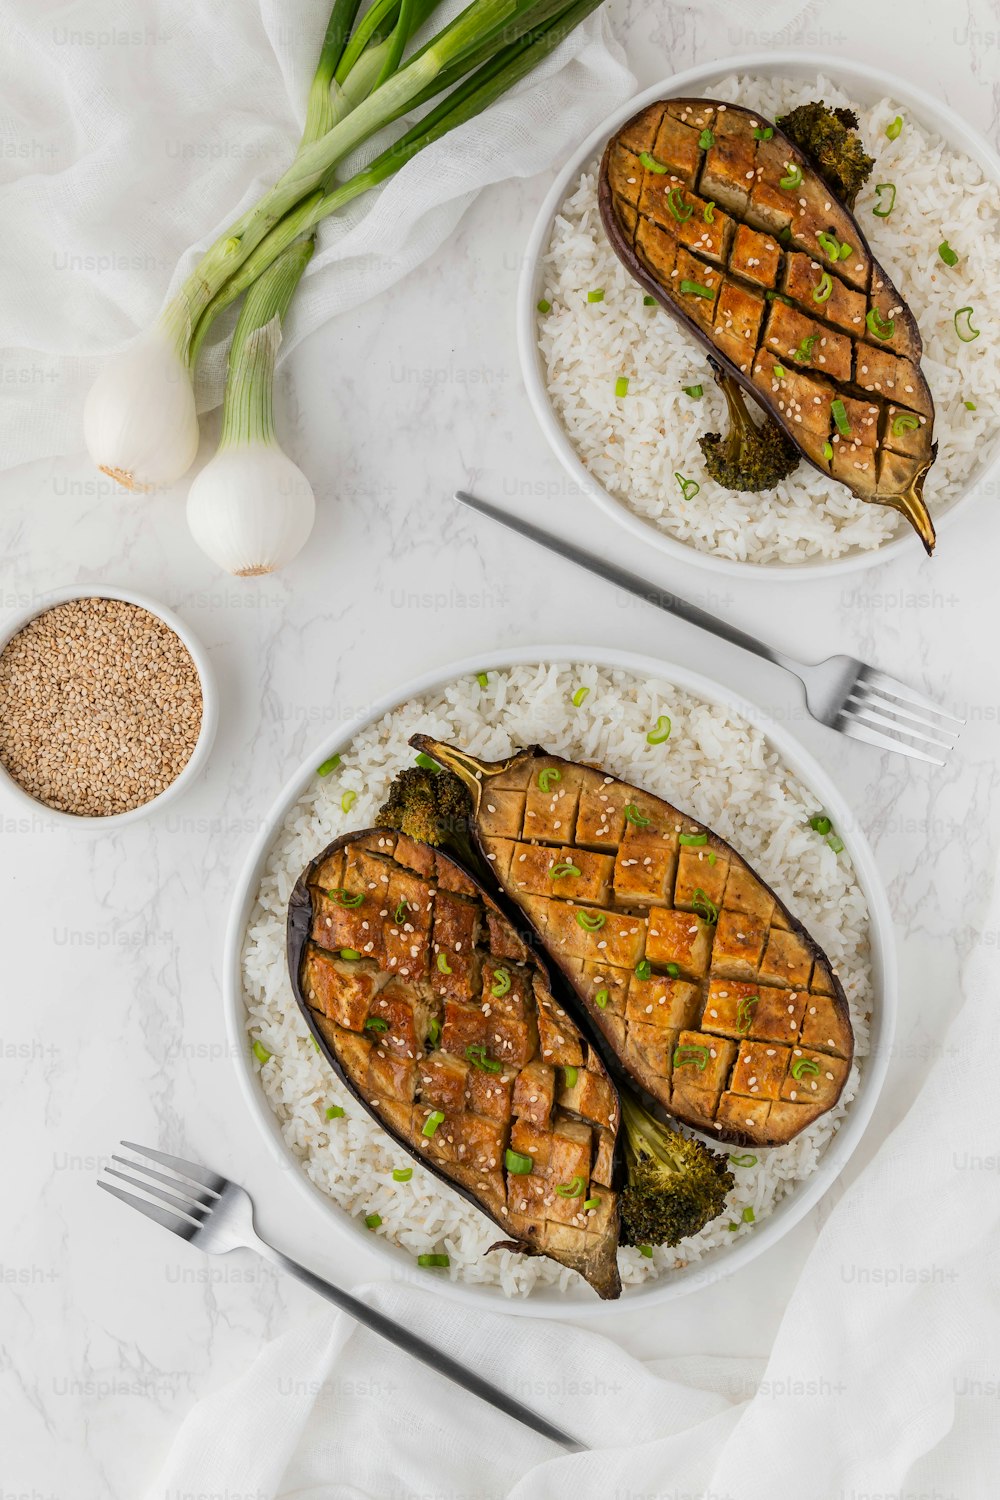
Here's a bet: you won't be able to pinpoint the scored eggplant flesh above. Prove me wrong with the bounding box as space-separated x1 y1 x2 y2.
287 827 622 1298
413 737 854 1150
598 97 937 552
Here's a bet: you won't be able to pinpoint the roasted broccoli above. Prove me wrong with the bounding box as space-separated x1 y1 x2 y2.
618 1091 734 1247
375 762 473 849
778 100 875 209
698 372 799 492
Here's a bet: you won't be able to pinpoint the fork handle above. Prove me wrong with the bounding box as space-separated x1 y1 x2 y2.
453 490 803 679
250 1238 586 1453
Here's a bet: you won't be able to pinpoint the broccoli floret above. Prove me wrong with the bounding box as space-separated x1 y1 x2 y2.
778 101 874 209
698 372 799 493
375 764 472 848
618 1091 734 1247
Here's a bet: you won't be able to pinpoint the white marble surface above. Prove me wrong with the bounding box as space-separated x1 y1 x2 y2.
3 1 1000 1495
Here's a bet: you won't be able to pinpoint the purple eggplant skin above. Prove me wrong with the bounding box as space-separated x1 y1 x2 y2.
597 96 937 554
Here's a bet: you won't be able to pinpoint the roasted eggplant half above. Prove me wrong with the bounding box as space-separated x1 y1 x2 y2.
287 826 622 1298
598 97 937 551
410 738 854 1150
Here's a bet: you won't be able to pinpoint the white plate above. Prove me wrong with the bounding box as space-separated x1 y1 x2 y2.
224 644 896 1318
518 53 1000 580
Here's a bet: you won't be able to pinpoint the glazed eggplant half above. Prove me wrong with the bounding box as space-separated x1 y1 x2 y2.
599 98 937 551
287 826 622 1298
411 737 854 1150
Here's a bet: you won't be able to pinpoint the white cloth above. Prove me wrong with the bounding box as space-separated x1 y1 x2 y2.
0 0 634 471
150 869 1000 1499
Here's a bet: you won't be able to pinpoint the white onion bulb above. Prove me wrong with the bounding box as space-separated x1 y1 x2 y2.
83 324 199 491
186 441 315 576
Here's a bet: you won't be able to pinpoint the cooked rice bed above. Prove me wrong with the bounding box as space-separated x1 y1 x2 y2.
537 74 1000 566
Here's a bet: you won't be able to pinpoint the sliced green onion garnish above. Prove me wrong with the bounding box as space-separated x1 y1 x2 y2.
491 968 511 997
587 288 605 303
822 441 834 461
778 225 792 245
505 1149 533 1175
538 767 561 791
779 162 802 189
771 364 786 381
839 242 854 261
417 1253 449 1268
563 1065 578 1088
809 814 832 834
365 1213 381 1229
679 279 714 300
703 200 715 223
634 959 652 981
392 1167 413 1182
965 399 977 411
955 306 980 342
476 670 489 688
708 852 717 866
666 187 694 222
414 752 440 770
436 952 453 974
317 753 341 777
736 994 759 1034
325 1104 345 1120
536 298 551 314
341 789 357 813
575 909 606 931
753 126 773 141
691 888 718 924
729 1152 758 1168
741 1206 755 1223
615 376 629 398
625 803 651 826
831 398 851 436
665 962 680 978
646 715 672 743
682 384 703 399
643 294 656 305
678 831 707 846
793 333 818 363
673 1044 709 1071
427 1018 441 1048
872 182 896 218
827 833 845 854
551 861 581 879
466 1045 501 1074
816 230 841 260
813 271 833 304
252 1039 271 1064
638 1244 654 1258
364 1016 388 1033
698 128 715 149
791 1057 820 1080
329 887 363 908
594 987 609 1009
394 900 409 923
675 471 700 501
340 948 362 962
554 1175 586 1198
583 1197 600 1210
866 307 895 341
886 115 903 140
311 1037 320 1052
765 290 793 306
422 1110 445 1137
572 686 589 707
638 150 667 174
891 412 920 435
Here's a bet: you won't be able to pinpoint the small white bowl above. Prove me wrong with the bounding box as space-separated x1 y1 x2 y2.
0 585 218 829
518 53 1000 580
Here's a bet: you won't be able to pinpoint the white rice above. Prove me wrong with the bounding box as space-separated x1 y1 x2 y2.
241 663 872 1298
537 73 1000 566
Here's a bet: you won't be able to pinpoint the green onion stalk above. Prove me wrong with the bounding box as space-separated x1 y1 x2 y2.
84 0 604 493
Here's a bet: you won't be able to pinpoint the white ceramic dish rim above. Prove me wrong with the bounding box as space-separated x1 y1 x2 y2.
0 585 218 829
517 52 1000 582
223 643 897 1319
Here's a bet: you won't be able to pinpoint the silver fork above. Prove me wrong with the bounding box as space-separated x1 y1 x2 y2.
98 1142 584 1453
454 490 964 766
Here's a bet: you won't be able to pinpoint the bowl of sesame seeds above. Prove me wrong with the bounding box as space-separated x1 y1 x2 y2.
0 587 217 826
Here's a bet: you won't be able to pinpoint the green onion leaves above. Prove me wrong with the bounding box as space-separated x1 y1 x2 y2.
505 1149 533 1175
615 376 629 397
831 399 852 436
682 385 703 400
638 150 667 174
886 115 904 140
678 831 707 846
329 887 363 907
490 967 511 997
634 959 652 981
317 754 342 776
624 803 651 826
551 860 582 879
866 307 895 341
955 306 980 342
587 288 605 303
813 271 833 304
872 183 896 218
675 471 700 501
891 412 920 435
594 987 609 1009
779 163 803 189
252 1039 271 1064
646 715 672 744
666 187 694 222
679 279 714 300
436 952 453 974
575 909 606 932
571 686 589 707
673 1043 709 1072
554 1176 586 1198
341 789 357 813
538 767 561 791
422 1110 445 1138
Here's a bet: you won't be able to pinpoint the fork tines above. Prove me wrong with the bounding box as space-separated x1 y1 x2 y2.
98 1142 221 1240
839 667 965 766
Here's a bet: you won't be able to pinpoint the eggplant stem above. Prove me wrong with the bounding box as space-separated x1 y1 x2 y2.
408 735 514 805
881 452 936 555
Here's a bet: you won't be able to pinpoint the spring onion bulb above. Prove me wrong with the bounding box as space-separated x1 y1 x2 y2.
187 240 315 576
83 314 199 492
